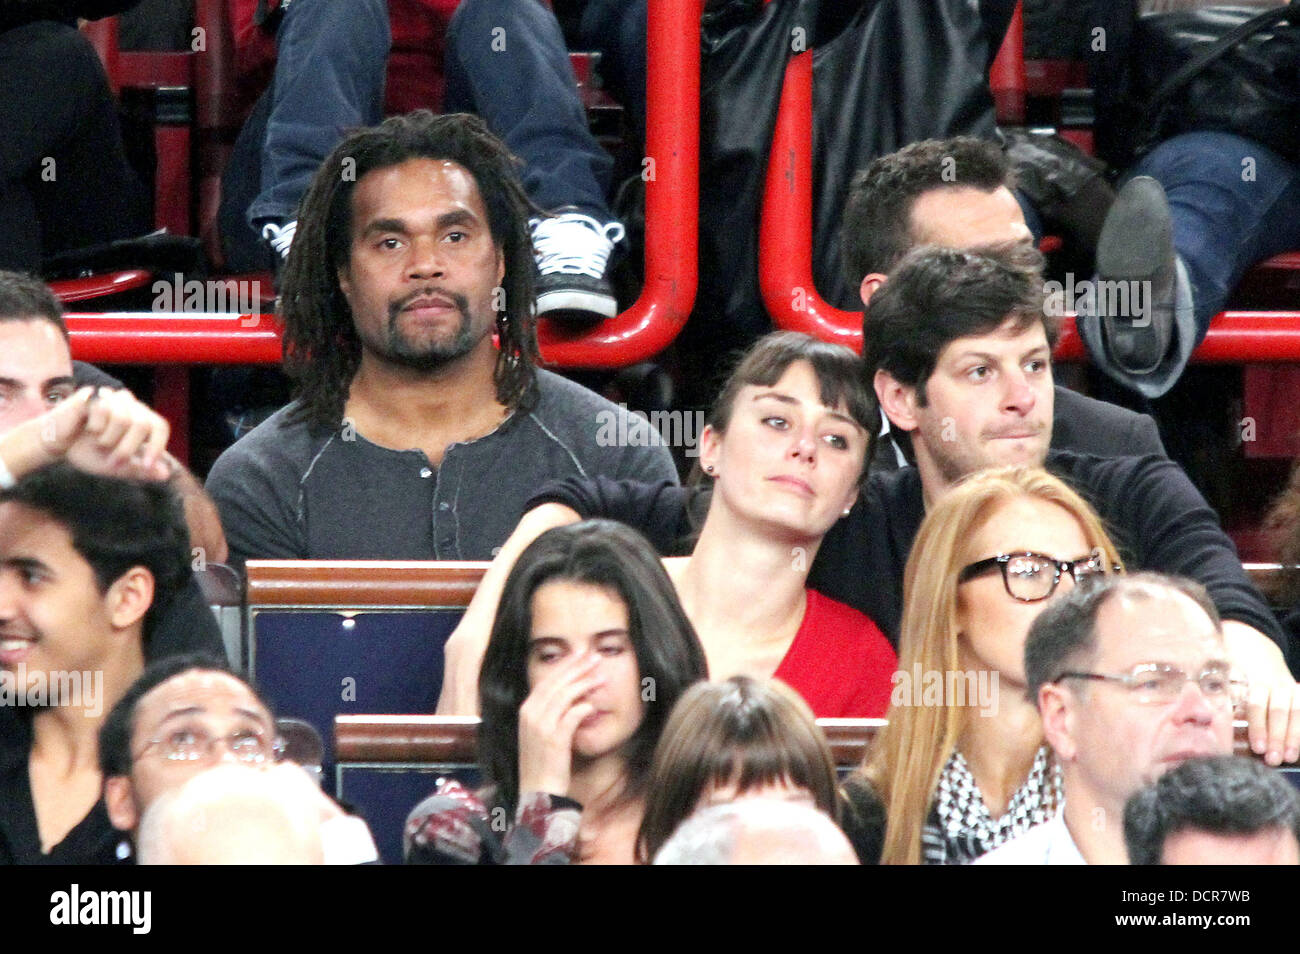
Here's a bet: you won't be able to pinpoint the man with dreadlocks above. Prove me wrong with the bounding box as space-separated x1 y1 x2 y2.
205 112 674 568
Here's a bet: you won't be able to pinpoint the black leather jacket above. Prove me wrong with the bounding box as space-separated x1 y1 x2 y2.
0 0 141 32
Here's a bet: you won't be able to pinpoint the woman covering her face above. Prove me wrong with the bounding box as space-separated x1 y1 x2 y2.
405 520 707 865
843 466 1123 865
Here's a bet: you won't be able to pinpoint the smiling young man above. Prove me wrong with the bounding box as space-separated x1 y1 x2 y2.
0 273 227 664
978 573 1237 865
206 111 673 566
0 464 190 864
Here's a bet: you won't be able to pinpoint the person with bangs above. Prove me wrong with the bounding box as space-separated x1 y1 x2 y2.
635 676 841 864
439 332 898 719
405 520 707 865
842 466 1124 865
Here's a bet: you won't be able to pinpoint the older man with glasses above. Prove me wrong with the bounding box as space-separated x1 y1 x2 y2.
100 654 377 864
977 572 1240 865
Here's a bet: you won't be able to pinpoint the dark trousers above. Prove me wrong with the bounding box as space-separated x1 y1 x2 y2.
579 0 646 154
443 0 614 219
1131 131 1300 341
222 0 616 270
221 0 389 271
0 21 148 271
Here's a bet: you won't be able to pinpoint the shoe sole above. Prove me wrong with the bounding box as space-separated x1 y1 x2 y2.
1095 177 1173 282
536 288 619 318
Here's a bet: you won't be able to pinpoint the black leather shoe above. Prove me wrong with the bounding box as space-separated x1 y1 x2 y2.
1094 176 1177 375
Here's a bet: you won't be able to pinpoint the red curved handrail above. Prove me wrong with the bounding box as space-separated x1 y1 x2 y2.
758 45 863 350
49 270 154 304
60 309 1300 366
1055 312 1300 364
759 0 1029 351
536 0 702 368
64 312 283 364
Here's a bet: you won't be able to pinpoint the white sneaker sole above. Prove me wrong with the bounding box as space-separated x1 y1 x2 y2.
536 288 619 318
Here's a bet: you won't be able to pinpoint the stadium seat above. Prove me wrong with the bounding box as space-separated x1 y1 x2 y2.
334 715 886 864
196 561 245 670
243 560 488 804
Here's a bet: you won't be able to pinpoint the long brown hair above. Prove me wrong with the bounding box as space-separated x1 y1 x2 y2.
858 466 1123 865
634 676 839 863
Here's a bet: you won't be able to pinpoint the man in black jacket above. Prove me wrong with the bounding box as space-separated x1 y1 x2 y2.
840 136 1165 469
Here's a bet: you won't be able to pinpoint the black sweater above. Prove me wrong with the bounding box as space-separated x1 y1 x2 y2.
528 449 1285 651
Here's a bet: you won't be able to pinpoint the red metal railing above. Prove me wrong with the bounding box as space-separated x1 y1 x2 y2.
60 309 1300 367
759 0 1029 350
1055 312 1300 363
535 0 702 366
71 0 700 370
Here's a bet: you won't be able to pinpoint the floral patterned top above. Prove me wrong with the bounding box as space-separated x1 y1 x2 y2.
404 778 582 865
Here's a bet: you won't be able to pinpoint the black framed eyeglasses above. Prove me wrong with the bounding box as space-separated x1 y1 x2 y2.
1054 663 1247 709
135 727 286 766
957 548 1110 602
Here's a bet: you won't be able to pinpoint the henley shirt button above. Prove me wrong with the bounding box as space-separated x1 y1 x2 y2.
419 467 433 478
438 502 450 511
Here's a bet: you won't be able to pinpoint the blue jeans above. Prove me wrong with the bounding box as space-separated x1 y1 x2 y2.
579 0 647 154
247 0 390 228
1131 131 1300 343
443 0 614 220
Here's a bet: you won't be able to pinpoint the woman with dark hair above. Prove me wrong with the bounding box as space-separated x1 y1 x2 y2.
406 520 707 864
440 331 898 718
635 676 840 863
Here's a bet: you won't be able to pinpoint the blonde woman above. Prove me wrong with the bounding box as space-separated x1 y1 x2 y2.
843 466 1124 865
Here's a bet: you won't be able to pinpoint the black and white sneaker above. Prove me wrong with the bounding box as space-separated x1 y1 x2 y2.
260 219 297 262
530 209 626 325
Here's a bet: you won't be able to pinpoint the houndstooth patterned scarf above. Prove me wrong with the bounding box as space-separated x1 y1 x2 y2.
923 746 1064 865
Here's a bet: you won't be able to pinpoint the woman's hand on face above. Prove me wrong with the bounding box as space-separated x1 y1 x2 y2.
516 652 603 799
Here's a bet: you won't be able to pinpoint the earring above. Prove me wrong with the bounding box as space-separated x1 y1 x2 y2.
841 508 852 517
705 464 715 475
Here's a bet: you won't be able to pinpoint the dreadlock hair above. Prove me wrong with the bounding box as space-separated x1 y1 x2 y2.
280 110 541 433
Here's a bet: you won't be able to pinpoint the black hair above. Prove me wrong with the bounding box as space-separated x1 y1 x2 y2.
862 242 1054 412
1024 572 1222 706
1123 755 1300 865
704 331 878 482
281 110 540 433
0 464 192 645
98 653 241 777
477 520 708 816
0 270 69 339
840 136 1015 285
